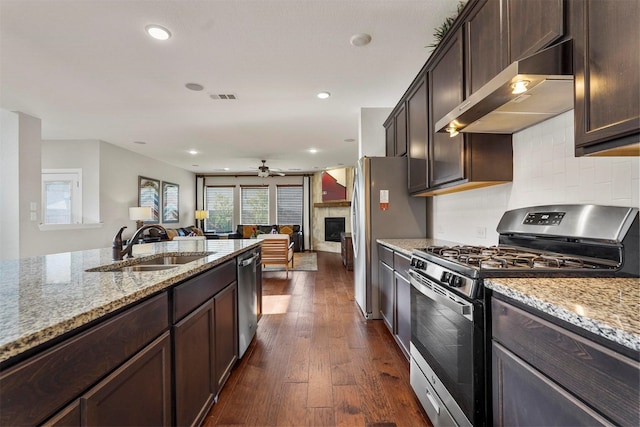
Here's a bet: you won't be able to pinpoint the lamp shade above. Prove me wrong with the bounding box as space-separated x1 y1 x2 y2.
195 210 208 220
129 206 153 221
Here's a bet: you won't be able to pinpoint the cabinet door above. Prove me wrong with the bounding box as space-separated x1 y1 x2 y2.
407 75 429 193
394 272 410 360
492 341 611 426
430 28 465 187
83 332 172 427
573 0 640 155
174 300 216 427
379 260 395 332
506 0 564 61
466 0 505 95
385 119 395 157
394 104 407 157
214 282 238 391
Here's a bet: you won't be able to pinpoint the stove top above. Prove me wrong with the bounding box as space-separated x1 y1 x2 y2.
418 245 618 272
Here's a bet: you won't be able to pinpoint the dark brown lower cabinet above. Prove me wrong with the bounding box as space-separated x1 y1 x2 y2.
174 281 239 427
492 341 610 426
379 259 394 332
492 297 639 426
174 299 217 427
44 332 172 427
84 332 172 426
214 282 238 392
394 271 410 360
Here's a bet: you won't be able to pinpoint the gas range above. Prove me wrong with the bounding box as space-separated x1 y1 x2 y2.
410 204 639 300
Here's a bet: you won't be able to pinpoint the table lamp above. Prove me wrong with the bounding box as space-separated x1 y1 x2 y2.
195 210 208 229
129 207 153 229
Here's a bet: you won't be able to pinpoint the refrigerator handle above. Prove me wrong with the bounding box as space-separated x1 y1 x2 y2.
350 167 359 258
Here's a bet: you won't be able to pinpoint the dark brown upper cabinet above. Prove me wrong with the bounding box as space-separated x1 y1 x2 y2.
394 104 407 157
429 27 466 188
384 116 395 157
466 0 506 95
406 74 429 194
384 104 408 158
573 0 640 156
505 0 564 62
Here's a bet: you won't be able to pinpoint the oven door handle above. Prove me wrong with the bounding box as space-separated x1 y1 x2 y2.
409 271 474 322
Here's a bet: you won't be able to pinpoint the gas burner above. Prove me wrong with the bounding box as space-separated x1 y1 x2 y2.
480 258 508 269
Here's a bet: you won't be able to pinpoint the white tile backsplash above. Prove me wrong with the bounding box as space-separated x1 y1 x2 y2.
433 110 640 245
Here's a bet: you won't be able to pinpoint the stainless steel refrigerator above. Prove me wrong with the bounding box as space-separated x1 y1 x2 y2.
351 156 427 319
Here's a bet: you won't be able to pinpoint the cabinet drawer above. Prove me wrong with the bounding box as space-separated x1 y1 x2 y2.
173 259 236 321
492 297 639 426
379 244 394 267
0 292 169 426
393 252 410 280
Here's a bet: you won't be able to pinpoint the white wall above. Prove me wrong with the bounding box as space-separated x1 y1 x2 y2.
0 110 196 258
0 110 20 259
359 107 392 158
42 139 101 223
433 111 640 245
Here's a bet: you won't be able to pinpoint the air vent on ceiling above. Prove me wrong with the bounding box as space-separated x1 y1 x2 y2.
210 93 237 100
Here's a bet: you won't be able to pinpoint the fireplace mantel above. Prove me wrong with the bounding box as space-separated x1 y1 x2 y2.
313 201 351 208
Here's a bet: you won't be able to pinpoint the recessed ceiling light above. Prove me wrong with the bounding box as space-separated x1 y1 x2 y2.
223 167 230 171
189 150 198 155
344 138 355 143
185 83 204 91
317 92 331 99
350 33 372 47
309 148 318 154
192 164 199 167
145 25 171 41
133 140 147 145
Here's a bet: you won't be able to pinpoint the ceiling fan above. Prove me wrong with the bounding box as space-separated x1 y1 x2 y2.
257 160 285 177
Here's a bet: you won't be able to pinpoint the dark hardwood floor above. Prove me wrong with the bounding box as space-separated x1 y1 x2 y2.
203 251 431 427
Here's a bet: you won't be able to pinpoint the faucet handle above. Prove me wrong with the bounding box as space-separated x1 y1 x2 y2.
113 226 127 246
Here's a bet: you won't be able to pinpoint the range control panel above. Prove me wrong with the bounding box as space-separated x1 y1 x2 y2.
523 211 565 226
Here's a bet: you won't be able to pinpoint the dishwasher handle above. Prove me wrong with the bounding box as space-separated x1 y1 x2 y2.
240 254 258 267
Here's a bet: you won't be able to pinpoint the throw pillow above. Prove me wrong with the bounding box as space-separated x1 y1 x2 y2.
279 225 293 236
242 225 254 238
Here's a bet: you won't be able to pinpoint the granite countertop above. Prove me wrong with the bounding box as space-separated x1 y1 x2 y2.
0 239 260 364
486 277 640 352
376 238 460 257
377 238 639 352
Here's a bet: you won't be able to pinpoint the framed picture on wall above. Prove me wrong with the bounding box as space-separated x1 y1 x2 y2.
162 181 179 223
138 176 160 223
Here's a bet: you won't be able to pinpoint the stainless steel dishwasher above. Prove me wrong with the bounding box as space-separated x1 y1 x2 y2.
237 248 259 358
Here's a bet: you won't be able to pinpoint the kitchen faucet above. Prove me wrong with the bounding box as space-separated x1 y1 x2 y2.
112 224 167 260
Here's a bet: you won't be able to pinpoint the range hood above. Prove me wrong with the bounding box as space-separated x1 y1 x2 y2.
436 39 573 135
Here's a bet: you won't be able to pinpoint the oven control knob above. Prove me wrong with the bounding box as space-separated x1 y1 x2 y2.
451 276 464 287
441 272 451 283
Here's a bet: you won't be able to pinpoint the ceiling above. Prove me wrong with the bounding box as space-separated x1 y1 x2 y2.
0 0 458 175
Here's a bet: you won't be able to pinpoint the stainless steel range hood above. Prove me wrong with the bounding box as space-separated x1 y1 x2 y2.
435 40 573 135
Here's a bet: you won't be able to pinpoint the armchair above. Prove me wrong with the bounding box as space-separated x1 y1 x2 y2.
257 234 294 277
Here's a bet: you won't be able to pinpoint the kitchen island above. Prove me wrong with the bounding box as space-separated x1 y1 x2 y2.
0 239 261 426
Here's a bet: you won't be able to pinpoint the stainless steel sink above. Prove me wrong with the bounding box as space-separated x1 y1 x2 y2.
86 252 213 273
118 265 179 272
136 255 209 265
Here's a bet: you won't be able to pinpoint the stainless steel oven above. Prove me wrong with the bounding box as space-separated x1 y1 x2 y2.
409 204 639 427
409 266 484 427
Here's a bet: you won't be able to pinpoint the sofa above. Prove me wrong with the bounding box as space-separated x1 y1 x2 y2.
229 224 304 252
134 225 206 243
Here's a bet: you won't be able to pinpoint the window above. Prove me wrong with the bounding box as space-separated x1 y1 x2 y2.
204 186 233 233
277 185 303 224
41 169 82 224
241 186 269 224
